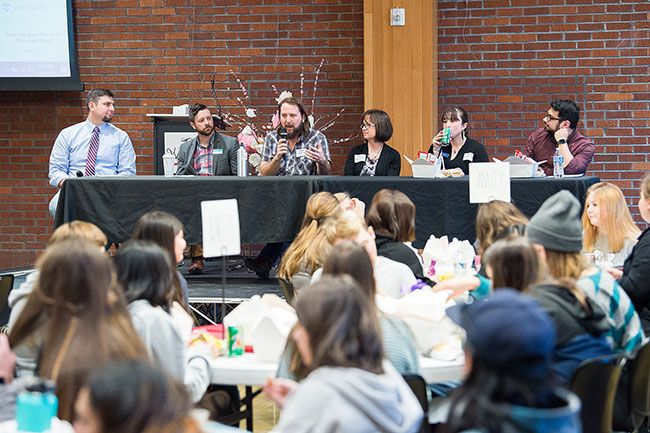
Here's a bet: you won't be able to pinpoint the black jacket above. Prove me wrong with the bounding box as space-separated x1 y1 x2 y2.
344 143 401 176
619 228 650 325
374 234 427 282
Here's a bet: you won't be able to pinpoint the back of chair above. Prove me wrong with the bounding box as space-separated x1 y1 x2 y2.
0 274 14 328
628 341 650 429
278 278 295 305
402 374 429 433
570 354 624 433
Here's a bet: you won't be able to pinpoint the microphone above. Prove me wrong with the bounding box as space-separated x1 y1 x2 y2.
76 171 83 177
278 127 288 141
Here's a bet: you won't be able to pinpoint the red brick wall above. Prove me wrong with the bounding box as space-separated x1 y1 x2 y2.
438 0 650 218
0 0 365 269
1 0 649 269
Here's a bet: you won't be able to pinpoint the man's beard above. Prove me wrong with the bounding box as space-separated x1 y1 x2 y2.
198 126 214 136
287 123 304 139
102 115 113 123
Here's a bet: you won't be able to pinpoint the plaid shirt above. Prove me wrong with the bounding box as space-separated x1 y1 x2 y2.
192 141 213 176
262 128 330 176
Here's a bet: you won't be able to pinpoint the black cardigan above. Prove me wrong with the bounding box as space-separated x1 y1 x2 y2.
344 142 401 176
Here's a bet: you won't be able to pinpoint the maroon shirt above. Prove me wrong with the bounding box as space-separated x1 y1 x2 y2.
524 128 594 176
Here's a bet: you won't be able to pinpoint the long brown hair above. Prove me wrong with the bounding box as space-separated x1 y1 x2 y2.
294 275 384 375
366 189 416 242
279 192 340 280
542 249 588 308
582 182 640 253
132 211 186 308
476 200 528 255
322 240 376 299
10 240 147 421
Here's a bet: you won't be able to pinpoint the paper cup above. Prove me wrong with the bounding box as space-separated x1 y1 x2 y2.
162 154 175 177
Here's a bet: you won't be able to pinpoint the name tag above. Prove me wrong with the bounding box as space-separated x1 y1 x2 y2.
213 149 224 155
295 148 306 158
463 152 474 162
354 154 366 163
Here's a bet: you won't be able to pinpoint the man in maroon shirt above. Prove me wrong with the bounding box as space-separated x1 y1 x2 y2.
524 99 594 176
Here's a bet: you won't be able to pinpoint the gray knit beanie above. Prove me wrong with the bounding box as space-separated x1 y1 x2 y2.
526 190 583 252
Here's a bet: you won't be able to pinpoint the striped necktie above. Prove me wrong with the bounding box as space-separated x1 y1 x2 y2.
85 126 100 176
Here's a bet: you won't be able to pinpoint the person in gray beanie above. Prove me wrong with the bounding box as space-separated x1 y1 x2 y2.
527 190 583 252
525 190 617 384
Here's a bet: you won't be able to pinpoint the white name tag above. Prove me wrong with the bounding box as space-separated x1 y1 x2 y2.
213 149 224 155
354 154 366 163
296 148 306 158
463 152 474 162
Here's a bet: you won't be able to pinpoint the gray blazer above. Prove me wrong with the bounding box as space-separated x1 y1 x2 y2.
175 132 238 176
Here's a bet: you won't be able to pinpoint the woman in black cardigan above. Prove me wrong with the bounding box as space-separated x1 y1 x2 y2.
344 109 401 176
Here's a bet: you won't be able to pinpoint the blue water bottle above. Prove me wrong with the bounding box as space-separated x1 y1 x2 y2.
16 379 58 432
553 148 564 178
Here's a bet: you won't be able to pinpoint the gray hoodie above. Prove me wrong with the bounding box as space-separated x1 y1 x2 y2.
273 361 423 433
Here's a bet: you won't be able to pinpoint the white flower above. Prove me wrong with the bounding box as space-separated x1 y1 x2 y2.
275 91 293 103
245 108 256 118
241 125 254 136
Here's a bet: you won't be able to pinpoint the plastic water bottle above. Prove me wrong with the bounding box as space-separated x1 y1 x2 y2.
454 250 467 276
553 148 564 178
237 143 248 177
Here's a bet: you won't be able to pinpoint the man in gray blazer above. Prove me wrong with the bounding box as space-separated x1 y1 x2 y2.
176 103 238 273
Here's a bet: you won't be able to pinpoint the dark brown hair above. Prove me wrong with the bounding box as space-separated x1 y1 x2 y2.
362 109 393 143
295 275 384 375
366 189 416 242
323 240 376 299
483 237 541 293
132 211 186 308
10 240 147 421
277 96 311 135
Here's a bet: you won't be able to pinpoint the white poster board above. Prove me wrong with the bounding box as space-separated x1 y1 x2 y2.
164 132 195 157
201 199 241 258
469 162 511 203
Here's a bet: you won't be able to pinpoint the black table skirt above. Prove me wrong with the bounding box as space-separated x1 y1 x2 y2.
55 175 599 246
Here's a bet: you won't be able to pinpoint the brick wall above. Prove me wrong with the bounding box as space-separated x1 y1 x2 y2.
438 0 650 217
1 0 648 269
0 0 365 269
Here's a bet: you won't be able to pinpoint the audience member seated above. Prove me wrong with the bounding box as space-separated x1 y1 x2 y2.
263 275 423 433
608 173 650 333
334 191 366 220
279 241 421 380
74 360 241 433
426 106 489 175
482 237 542 293
582 181 640 267
443 290 581 433
132 211 190 309
366 189 428 282
317 211 417 298
525 191 616 383
344 109 401 176
525 99 594 176
278 192 341 292
8 221 108 331
9 240 147 420
113 241 210 403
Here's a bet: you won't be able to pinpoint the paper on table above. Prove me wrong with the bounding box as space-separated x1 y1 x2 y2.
201 199 241 258
469 162 510 203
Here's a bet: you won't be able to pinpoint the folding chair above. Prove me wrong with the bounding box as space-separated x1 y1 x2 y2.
0 274 14 330
403 374 429 433
614 340 650 432
569 353 625 433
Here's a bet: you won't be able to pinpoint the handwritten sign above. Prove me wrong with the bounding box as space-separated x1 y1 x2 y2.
201 199 241 258
469 162 511 203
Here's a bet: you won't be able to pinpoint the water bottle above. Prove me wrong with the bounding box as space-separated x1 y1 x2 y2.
553 147 564 178
16 379 59 432
237 143 248 177
454 250 467 276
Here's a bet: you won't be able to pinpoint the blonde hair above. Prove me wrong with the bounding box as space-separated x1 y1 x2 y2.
543 249 588 308
49 221 107 248
278 192 341 280
324 210 367 244
476 201 528 255
582 182 640 253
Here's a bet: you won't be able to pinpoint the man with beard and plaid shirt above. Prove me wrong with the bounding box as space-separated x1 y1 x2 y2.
245 97 331 278
175 103 238 273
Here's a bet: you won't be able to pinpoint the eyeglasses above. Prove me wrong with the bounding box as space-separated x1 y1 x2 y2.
360 122 375 130
544 113 561 122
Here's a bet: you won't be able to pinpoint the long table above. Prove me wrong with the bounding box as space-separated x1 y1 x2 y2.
55 175 599 246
